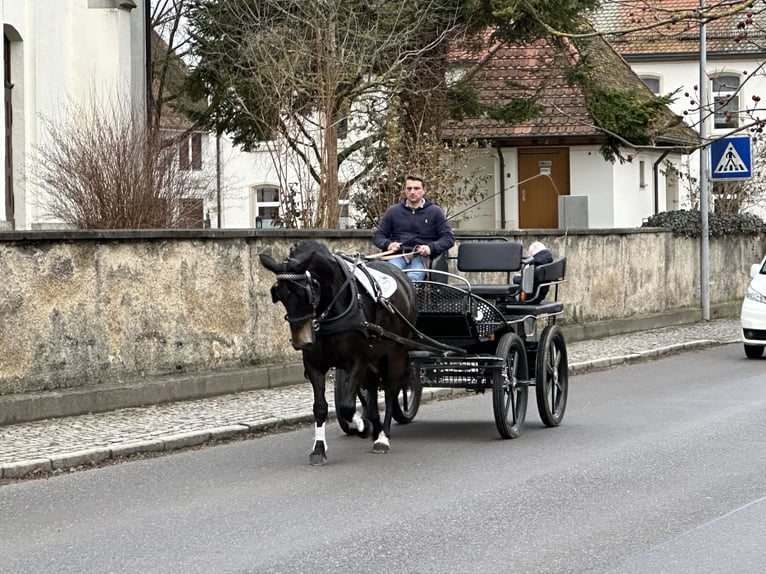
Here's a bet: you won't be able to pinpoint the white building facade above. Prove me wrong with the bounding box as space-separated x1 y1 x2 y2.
2 0 147 230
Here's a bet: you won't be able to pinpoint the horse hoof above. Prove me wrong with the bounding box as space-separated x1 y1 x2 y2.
372 441 390 454
309 453 327 465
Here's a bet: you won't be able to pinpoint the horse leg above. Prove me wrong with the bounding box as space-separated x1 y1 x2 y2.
372 389 395 454
372 352 408 454
366 387 387 453
306 367 329 466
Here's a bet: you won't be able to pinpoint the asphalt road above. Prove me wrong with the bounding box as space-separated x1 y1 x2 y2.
0 343 764 574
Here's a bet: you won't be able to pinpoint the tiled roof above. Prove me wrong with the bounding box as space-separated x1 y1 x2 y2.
443 38 597 140
443 31 699 147
589 0 766 56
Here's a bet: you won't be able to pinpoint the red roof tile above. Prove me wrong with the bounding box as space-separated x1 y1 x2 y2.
443 32 698 146
590 0 766 56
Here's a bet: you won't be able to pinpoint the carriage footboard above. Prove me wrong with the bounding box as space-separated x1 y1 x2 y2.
409 352 509 390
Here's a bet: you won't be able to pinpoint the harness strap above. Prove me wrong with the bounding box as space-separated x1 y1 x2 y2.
316 257 357 324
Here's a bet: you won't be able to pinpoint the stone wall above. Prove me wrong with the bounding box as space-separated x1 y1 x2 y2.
0 228 762 396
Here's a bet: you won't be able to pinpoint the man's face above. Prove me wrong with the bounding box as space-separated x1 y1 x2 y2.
404 179 426 205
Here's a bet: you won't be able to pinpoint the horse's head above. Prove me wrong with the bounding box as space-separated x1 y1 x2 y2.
259 245 322 350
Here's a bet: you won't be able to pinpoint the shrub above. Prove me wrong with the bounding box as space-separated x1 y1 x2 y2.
642 209 766 237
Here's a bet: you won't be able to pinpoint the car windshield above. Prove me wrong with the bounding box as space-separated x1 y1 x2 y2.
761 259 766 274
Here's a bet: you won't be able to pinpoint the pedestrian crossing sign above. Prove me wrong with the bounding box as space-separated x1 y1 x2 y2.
710 135 752 180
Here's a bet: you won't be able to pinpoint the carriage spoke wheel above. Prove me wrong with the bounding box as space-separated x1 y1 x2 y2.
333 369 370 435
535 325 569 427
492 333 529 439
392 370 422 424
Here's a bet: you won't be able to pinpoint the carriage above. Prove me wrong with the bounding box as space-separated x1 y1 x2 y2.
333 237 569 440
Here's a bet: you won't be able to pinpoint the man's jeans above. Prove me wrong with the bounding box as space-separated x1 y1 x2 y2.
388 254 427 281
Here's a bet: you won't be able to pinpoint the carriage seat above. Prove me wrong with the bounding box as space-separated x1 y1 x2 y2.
427 251 449 284
456 241 524 299
517 257 567 304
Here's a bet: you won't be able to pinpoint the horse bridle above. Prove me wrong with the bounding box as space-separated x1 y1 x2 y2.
275 262 356 330
274 271 321 326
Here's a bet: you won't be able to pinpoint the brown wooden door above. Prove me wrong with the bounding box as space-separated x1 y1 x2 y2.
517 147 570 229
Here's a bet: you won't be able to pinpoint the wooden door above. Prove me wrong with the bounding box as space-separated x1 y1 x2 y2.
517 148 570 229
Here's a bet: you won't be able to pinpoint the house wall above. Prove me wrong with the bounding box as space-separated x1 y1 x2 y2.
629 58 766 125
500 147 520 229
629 56 766 214
1 0 146 230
451 148 499 230
452 144 687 230
0 228 760 400
569 146 615 227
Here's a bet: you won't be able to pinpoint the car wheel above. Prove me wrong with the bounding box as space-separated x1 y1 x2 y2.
744 344 764 359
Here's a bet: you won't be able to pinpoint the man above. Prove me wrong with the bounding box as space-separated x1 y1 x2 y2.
372 174 455 281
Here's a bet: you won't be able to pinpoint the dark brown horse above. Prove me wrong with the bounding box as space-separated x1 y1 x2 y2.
259 240 417 465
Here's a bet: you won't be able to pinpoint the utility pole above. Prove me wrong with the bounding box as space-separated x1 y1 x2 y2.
699 0 711 321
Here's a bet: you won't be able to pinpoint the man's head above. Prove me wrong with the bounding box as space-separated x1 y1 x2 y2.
402 174 427 207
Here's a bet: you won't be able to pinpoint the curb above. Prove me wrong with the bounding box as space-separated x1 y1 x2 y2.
568 338 738 374
0 342 738 480
0 388 462 480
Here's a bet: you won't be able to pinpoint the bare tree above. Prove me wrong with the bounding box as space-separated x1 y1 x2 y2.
149 0 196 133
35 99 214 229
187 0 465 228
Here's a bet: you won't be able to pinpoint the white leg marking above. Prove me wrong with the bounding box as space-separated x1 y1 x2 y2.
375 433 390 448
352 411 364 433
313 423 327 452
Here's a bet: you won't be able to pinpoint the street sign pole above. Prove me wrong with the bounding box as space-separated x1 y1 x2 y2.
699 0 710 321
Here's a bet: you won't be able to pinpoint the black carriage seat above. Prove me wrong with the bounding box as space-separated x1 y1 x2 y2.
456 241 524 298
428 251 449 284
503 257 567 316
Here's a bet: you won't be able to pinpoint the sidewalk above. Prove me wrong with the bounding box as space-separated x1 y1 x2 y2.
0 318 741 480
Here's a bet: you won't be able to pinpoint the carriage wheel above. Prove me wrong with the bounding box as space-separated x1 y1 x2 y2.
535 325 569 427
333 369 370 435
492 333 529 439
392 370 422 424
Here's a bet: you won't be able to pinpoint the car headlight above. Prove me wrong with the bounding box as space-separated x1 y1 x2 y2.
746 285 766 304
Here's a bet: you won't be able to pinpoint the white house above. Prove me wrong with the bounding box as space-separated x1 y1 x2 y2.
442 33 698 230
590 0 766 213
1 0 147 230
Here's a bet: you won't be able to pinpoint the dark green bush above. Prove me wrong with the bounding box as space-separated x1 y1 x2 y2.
642 210 766 237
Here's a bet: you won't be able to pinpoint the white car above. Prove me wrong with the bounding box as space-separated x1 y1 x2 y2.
741 255 766 358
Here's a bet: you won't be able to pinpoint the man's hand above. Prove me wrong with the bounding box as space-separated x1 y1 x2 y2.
416 244 431 256
388 241 402 252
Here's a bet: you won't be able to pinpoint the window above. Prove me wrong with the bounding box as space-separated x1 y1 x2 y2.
254 185 280 228
180 133 202 171
640 76 661 96
713 75 740 129
339 183 351 229
337 117 348 141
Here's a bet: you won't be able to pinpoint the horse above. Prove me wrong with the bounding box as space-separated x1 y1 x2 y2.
259 240 417 465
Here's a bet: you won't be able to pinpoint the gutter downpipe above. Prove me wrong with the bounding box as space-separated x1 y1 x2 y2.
216 132 222 228
653 150 670 214
144 0 152 125
498 144 506 229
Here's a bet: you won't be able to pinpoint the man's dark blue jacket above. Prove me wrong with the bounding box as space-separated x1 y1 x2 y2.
373 199 455 256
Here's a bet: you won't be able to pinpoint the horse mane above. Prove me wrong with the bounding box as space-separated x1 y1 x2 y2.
285 240 332 274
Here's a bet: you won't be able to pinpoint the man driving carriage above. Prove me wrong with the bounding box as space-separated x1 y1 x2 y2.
373 173 455 281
